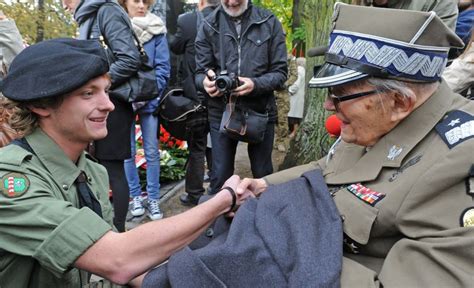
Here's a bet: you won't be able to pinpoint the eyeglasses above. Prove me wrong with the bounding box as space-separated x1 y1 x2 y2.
327 89 383 111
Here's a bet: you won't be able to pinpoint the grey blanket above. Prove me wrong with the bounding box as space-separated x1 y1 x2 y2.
143 170 342 287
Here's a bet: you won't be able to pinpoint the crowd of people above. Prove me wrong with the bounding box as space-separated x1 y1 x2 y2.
0 0 473 287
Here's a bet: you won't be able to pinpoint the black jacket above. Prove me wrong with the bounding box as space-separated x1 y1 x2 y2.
195 5 287 123
75 0 139 160
169 6 216 103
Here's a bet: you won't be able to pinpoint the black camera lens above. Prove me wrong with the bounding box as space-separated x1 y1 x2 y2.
216 76 232 92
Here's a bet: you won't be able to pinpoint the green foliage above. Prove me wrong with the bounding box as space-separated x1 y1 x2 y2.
0 0 76 44
253 0 305 51
158 147 188 183
293 25 306 42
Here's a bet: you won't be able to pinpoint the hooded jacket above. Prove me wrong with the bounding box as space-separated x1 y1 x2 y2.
74 0 141 87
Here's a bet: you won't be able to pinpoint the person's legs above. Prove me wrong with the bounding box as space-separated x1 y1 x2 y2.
288 117 301 138
208 121 238 194
140 112 162 220
180 124 207 206
248 123 275 178
101 159 130 232
140 112 160 200
123 120 145 217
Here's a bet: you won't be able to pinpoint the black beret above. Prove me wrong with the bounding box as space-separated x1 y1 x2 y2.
2 38 109 101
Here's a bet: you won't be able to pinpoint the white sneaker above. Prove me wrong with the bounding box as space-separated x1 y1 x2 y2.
130 196 145 217
148 199 163 220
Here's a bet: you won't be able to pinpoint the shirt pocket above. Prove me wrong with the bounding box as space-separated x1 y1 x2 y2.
334 188 379 245
246 32 271 65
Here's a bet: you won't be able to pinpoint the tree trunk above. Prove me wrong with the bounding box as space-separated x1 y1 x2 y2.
291 0 301 51
280 0 350 170
36 0 45 43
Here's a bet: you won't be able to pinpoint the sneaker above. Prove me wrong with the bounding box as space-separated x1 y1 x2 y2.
130 196 145 217
147 199 163 220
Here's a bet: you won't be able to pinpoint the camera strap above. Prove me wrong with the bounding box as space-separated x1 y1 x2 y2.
218 11 227 75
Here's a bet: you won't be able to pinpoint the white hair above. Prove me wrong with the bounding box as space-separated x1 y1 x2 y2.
366 78 439 102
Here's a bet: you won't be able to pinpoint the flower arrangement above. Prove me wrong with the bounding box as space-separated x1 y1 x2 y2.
158 125 188 182
135 124 188 186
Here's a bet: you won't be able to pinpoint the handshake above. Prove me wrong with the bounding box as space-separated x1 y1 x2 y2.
218 175 268 216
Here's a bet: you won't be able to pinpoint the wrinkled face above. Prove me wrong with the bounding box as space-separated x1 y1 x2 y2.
221 0 249 17
323 81 395 147
125 0 150 17
40 75 114 147
62 0 81 14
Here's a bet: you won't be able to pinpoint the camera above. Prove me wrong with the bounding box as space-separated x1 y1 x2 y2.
214 71 241 94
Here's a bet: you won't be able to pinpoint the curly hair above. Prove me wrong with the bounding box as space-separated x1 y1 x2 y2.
0 95 64 137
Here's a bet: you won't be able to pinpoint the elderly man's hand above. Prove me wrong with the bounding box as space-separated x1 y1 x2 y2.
237 177 268 198
233 77 255 96
220 175 255 217
203 69 223 98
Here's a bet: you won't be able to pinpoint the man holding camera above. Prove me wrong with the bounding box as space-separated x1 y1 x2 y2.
195 0 287 194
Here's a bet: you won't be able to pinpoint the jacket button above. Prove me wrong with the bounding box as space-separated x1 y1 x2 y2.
257 40 261 44
62 184 69 191
340 215 346 222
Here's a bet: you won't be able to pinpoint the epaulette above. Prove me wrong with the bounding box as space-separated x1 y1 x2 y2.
0 144 32 167
435 110 474 149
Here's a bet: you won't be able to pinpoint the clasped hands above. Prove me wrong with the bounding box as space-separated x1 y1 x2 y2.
219 175 268 217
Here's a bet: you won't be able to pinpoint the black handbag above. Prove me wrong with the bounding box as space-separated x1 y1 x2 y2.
156 88 206 140
94 7 159 103
219 95 268 144
112 51 160 103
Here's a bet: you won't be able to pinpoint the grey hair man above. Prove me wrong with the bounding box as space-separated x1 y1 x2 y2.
195 0 288 195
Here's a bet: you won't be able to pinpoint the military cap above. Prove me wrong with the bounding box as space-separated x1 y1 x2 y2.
309 3 464 88
2 38 109 101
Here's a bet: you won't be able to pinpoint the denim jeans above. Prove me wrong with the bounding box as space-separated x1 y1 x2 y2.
124 112 160 200
208 121 274 194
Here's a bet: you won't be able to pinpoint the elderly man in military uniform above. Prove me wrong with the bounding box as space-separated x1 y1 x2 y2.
236 3 474 286
0 38 250 287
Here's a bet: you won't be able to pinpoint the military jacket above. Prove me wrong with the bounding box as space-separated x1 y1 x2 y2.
265 82 474 287
0 129 114 287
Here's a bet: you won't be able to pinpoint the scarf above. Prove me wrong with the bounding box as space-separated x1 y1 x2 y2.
131 12 167 44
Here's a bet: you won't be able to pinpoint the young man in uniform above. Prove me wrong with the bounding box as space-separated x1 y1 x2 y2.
0 38 250 287
236 4 474 286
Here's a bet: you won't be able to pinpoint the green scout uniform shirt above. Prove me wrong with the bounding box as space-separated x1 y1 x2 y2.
0 128 114 287
265 81 474 287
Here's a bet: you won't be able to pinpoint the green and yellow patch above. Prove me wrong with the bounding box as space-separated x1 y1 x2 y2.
1 173 30 198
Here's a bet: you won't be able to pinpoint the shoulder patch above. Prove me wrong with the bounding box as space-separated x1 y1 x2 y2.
460 207 474 227
1 173 30 198
435 110 474 149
